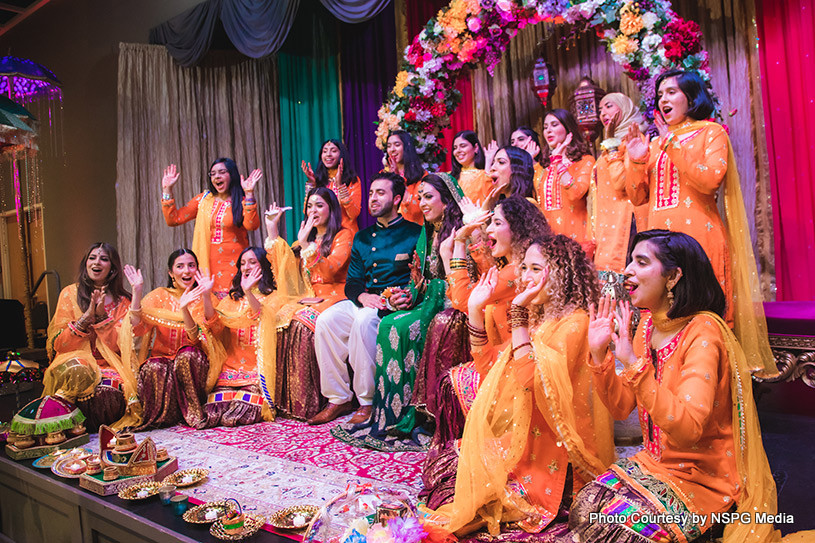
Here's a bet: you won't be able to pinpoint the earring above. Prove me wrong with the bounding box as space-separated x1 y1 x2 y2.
666 287 675 309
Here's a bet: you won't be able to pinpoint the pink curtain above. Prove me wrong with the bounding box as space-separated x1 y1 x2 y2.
406 0 475 171
757 0 815 300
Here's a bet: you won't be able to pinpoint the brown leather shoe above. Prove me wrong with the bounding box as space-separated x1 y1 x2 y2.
347 405 372 425
307 402 354 425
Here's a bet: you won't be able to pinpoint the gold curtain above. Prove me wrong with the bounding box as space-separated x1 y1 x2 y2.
115 43 283 290
471 1 773 297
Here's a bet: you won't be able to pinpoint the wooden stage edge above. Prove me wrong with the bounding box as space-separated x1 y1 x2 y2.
0 450 288 543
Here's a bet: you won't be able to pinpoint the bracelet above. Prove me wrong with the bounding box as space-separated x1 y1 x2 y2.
467 321 489 346
629 156 647 165
129 307 142 314
185 325 200 337
161 193 173 201
509 304 530 329
511 341 532 357
244 197 256 204
449 258 468 270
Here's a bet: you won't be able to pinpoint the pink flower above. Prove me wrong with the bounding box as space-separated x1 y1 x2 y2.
467 17 482 33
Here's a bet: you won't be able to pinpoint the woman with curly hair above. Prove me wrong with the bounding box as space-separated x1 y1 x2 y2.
573 229 786 543
383 130 427 224
203 207 306 427
43 243 139 431
420 196 553 508
332 173 465 452
537 109 594 252
421 234 614 538
300 139 362 233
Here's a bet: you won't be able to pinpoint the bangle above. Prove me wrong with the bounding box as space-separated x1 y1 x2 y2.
161 193 173 201
509 304 529 329
467 321 489 346
629 156 647 165
130 307 142 314
449 258 468 270
244 197 256 204
185 325 199 337
511 341 532 357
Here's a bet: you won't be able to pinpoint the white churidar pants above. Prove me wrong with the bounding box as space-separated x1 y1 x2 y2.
314 299 380 406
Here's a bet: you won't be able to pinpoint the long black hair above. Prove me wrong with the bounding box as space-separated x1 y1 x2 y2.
655 69 716 121
228 247 276 300
540 109 591 167
304 186 343 258
498 145 536 200
387 130 425 186
420 174 464 244
76 242 131 311
313 139 358 187
450 130 486 179
629 229 725 319
166 248 199 288
207 158 246 228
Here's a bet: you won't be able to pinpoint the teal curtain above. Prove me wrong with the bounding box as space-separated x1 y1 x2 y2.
277 1 343 242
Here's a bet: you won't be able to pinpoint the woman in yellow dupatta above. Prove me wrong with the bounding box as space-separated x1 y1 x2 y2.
203 205 306 427
43 243 141 431
121 249 223 429
422 234 614 538
576 230 811 543
624 69 775 377
161 158 262 297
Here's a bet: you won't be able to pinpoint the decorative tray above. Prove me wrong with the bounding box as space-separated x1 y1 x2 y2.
268 505 319 530
162 467 209 487
210 514 265 541
183 500 238 524
117 481 162 500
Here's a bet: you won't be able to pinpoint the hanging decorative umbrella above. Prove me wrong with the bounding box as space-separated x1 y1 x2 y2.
0 56 61 101
0 57 54 349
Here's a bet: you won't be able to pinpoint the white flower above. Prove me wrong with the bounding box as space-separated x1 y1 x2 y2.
603 29 617 40
642 34 662 51
642 12 658 29
419 78 435 96
426 134 437 144
416 110 433 122
416 143 427 154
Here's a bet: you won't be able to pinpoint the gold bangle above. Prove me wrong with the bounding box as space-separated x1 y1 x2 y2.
509 304 529 329
511 341 532 356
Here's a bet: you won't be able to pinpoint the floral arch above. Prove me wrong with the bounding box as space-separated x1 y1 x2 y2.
376 0 711 169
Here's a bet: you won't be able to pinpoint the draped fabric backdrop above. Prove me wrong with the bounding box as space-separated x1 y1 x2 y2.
116 43 282 289
278 2 344 241
150 0 390 66
757 0 815 301
340 6 398 229
468 1 773 296
405 0 475 172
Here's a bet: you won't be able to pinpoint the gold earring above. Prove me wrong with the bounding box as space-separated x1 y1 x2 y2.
667 287 675 309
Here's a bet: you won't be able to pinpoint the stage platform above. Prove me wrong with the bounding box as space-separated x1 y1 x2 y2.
1 409 813 542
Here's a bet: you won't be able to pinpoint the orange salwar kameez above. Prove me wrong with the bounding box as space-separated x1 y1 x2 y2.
536 155 594 248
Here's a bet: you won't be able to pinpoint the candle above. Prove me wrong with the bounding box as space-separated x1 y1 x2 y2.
137 490 148 499
205 509 218 520
293 514 307 527
171 494 189 516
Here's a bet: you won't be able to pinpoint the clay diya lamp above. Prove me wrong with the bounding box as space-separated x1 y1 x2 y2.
85 456 102 475
103 466 119 481
14 435 35 449
156 447 169 462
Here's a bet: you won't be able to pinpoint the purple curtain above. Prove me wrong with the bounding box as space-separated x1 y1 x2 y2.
320 0 390 23
340 6 397 229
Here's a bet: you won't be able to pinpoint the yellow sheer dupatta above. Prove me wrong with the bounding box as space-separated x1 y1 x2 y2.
191 192 215 276
119 288 226 394
427 312 613 536
264 236 313 330
44 284 142 429
671 121 775 376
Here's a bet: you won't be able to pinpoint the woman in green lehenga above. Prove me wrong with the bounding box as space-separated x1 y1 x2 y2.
331 174 464 451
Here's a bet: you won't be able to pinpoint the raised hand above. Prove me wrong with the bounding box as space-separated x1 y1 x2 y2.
624 124 648 160
512 266 548 308
241 169 263 194
387 153 401 175
654 110 669 139
604 111 622 140
194 271 214 294
524 139 541 161
482 185 504 211
468 266 499 315
240 267 263 294
91 288 107 321
297 215 316 248
551 133 573 158
455 210 492 243
161 164 180 192
588 295 616 364
613 300 636 367
484 140 499 170
264 203 291 240
301 160 316 184
179 284 203 308
123 265 143 293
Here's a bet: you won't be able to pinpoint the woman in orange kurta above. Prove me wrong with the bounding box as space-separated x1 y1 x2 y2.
592 93 648 278
161 158 262 297
450 130 491 205
578 229 784 543
383 130 426 224
623 71 775 378
122 249 221 429
422 234 613 538
301 139 362 233
536 109 594 252
421 196 553 509
43 243 140 431
271 188 354 419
